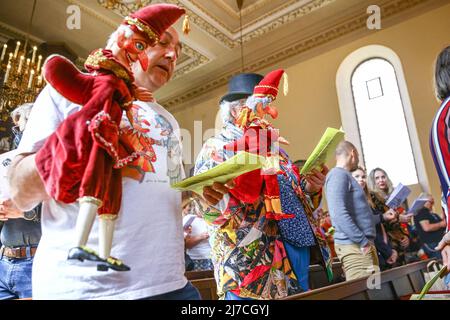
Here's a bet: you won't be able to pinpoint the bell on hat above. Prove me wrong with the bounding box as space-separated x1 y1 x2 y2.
253 69 288 101
124 4 187 43
220 73 264 103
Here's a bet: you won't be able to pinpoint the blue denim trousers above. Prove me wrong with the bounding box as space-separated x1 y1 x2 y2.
0 255 34 300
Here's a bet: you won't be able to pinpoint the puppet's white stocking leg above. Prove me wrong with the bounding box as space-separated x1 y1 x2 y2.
74 200 99 247
98 217 116 260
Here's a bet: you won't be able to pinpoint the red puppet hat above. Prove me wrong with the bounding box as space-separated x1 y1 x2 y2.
123 4 188 43
253 69 288 100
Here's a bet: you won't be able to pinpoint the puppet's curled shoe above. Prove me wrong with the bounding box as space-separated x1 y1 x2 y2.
67 246 104 262
97 256 130 272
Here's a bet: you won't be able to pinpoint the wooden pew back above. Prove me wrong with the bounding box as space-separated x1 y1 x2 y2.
281 259 430 300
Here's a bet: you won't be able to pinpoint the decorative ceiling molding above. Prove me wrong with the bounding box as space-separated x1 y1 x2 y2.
96 0 151 15
0 21 44 45
149 0 233 48
214 0 286 19
173 0 336 48
161 0 433 112
100 0 336 48
189 0 314 34
240 0 336 43
173 44 209 79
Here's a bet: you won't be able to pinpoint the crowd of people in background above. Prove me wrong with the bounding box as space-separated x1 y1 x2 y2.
180 140 447 286
168 44 450 297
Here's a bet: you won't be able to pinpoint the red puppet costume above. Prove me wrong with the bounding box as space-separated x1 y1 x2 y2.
224 69 293 220
35 4 187 271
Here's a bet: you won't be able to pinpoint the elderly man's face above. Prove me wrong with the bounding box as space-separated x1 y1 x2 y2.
133 27 181 92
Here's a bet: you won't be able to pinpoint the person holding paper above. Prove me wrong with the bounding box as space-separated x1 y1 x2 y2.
351 166 398 270
325 141 378 281
182 197 213 271
194 72 332 300
368 168 414 264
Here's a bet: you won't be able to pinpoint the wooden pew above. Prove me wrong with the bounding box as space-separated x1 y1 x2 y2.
185 270 218 300
187 260 431 300
186 261 345 300
309 261 344 289
185 270 214 280
281 259 431 300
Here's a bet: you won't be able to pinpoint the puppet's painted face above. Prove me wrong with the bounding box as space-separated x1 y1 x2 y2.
256 101 278 119
117 31 153 71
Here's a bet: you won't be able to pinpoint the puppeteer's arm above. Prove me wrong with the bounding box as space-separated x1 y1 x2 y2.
8 85 70 211
8 153 48 212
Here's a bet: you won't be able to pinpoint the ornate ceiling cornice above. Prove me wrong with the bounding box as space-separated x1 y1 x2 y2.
215 0 292 20
0 21 44 45
96 0 336 48
173 44 209 79
96 0 152 16
161 0 433 112
241 0 336 43
165 0 235 48
170 0 335 48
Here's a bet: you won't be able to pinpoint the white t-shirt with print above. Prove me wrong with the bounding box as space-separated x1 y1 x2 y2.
17 85 186 300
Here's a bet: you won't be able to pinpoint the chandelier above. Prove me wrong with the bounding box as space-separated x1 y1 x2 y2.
0 0 44 122
0 41 44 120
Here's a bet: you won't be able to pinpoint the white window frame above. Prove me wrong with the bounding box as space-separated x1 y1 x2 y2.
336 44 430 192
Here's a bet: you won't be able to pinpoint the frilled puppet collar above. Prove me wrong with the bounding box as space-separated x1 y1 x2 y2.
84 49 134 84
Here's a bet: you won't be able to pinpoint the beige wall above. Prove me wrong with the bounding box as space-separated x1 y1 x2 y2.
173 3 450 203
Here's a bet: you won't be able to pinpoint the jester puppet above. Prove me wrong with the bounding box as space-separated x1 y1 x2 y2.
227 69 333 278
35 4 187 271
194 70 333 299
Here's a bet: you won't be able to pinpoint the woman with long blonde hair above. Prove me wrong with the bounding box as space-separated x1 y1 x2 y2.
351 167 398 270
368 167 394 202
368 167 414 265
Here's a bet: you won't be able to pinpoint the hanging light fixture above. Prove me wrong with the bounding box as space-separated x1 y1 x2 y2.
0 0 45 121
237 0 245 72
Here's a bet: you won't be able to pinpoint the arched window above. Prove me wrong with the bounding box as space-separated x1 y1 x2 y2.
336 45 429 191
351 58 417 185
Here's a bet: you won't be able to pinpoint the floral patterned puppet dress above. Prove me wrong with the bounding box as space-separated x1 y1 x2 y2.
35 4 187 271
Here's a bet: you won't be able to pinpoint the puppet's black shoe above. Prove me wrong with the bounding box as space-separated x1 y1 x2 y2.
97 257 130 272
67 246 104 262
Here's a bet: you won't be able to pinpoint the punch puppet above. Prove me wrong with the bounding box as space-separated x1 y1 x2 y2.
35 4 188 271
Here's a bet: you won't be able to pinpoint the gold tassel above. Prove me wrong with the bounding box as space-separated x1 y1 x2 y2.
182 14 191 35
283 72 289 96
236 108 249 128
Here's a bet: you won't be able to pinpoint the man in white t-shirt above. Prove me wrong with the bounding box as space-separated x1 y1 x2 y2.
7 25 200 300
183 199 213 271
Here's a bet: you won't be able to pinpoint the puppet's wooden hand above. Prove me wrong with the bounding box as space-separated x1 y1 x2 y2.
134 86 154 102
